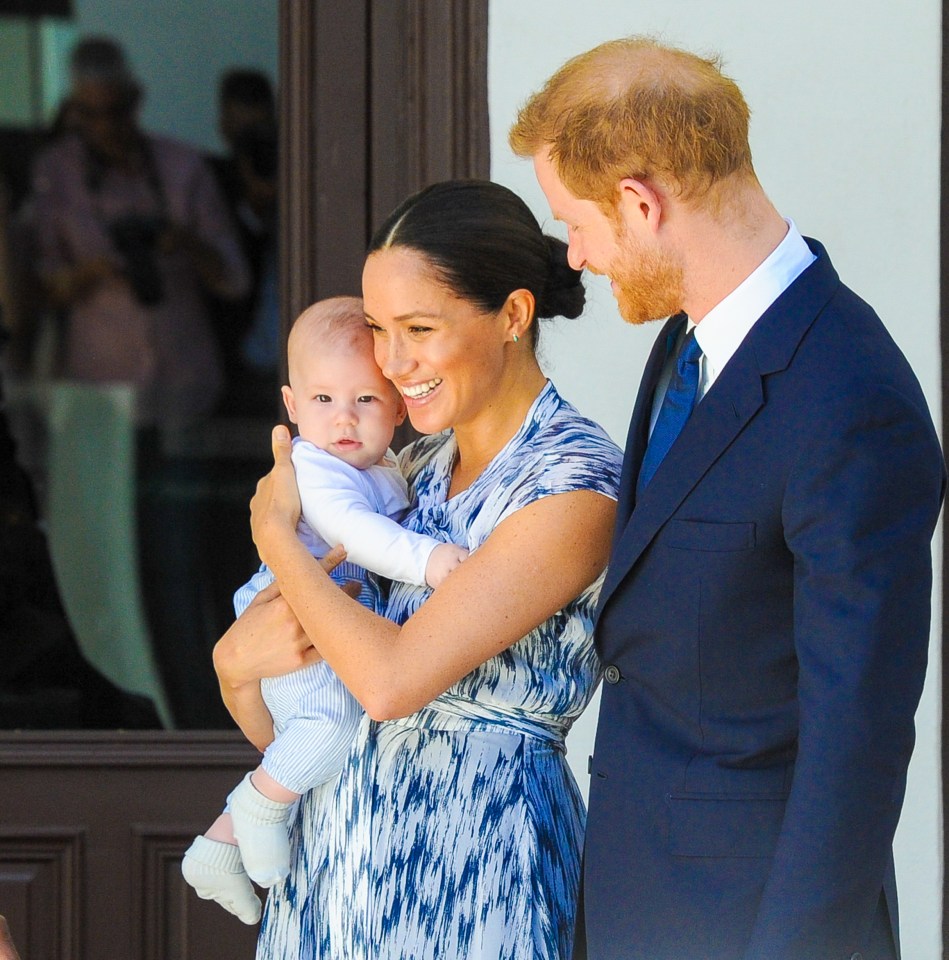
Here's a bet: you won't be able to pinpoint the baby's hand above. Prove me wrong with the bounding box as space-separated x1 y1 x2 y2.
425 543 469 588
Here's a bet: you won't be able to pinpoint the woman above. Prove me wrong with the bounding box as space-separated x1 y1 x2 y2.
215 180 622 959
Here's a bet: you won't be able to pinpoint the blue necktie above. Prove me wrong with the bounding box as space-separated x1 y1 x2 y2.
637 327 703 495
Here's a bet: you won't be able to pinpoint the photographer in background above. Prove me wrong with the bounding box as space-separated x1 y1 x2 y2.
30 35 249 427
28 36 250 728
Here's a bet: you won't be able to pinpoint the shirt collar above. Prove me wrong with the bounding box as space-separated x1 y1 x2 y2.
690 220 816 384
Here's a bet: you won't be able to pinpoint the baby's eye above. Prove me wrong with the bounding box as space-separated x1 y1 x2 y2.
357 395 377 404
315 394 332 403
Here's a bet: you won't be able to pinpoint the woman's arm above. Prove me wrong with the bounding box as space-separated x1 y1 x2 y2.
253 427 616 721
213 550 353 750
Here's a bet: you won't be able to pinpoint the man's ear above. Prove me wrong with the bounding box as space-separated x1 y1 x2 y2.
618 177 663 235
281 385 298 423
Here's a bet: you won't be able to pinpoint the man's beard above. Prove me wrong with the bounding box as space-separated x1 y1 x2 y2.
609 231 684 326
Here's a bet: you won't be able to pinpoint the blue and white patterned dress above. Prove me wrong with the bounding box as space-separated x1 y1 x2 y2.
257 381 622 960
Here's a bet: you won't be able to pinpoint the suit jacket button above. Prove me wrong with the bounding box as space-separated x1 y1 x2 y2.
849 954 863 960
604 665 622 684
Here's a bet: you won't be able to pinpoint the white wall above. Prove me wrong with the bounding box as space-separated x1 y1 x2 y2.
489 3 943 955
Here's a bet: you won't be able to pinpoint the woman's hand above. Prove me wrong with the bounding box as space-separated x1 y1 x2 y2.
214 579 322 691
213 546 355 750
250 426 303 567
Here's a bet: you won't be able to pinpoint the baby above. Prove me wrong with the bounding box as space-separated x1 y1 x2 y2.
181 296 467 923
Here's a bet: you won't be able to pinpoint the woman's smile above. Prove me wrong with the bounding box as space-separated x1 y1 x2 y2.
401 378 443 401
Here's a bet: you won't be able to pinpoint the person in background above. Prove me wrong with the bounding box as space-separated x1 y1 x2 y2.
207 69 279 416
509 34 946 960
0 170 160 731
211 69 276 203
29 35 251 728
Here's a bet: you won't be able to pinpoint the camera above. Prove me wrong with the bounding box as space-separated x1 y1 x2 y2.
108 212 167 306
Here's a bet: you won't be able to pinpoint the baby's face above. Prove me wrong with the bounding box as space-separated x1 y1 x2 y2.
283 342 406 469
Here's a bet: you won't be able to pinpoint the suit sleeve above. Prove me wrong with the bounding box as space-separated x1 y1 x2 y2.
743 381 945 959
295 447 443 587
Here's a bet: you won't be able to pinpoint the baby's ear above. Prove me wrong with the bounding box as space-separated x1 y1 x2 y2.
281 385 298 423
394 396 407 426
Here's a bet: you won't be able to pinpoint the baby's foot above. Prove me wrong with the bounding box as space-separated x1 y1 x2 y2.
228 772 294 887
181 835 261 924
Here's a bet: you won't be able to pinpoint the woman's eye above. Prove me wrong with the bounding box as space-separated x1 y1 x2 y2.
408 325 432 335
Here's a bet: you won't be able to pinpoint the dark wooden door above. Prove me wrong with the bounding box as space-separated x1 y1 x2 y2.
0 733 261 960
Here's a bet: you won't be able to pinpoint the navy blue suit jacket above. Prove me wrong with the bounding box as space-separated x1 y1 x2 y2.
579 241 945 960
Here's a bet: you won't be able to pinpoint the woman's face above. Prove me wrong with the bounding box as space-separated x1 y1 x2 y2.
362 247 506 436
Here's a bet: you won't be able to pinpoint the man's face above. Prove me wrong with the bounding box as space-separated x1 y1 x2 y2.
532 150 683 325
71 78 138 162
220 100 273 150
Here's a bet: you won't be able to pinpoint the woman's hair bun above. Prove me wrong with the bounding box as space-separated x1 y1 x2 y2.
535 235 586 320
368 180 588 337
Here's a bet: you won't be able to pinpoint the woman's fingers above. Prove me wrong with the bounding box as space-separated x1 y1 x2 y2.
250 425 302 560
271 423 292 461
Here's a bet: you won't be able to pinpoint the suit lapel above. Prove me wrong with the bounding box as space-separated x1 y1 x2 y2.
596 238 841 621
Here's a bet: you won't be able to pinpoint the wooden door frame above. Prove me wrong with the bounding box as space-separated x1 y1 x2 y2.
277 0 489 351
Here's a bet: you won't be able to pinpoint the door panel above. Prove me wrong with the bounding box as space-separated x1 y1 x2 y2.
0 733 260 959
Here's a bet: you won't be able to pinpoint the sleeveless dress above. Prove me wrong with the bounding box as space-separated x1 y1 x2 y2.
257 382 622 960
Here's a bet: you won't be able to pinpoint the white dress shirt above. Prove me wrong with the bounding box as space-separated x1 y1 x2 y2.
649 220 816 434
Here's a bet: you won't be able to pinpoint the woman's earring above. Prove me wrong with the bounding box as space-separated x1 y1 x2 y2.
512 334 520 344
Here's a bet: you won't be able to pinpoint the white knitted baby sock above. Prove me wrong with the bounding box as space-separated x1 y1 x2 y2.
181 835 261 924
228 772 294 887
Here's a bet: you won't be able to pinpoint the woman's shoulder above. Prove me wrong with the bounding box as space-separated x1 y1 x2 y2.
485 383 623 510
524 384 623 472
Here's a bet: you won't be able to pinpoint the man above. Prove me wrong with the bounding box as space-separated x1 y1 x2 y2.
510 36 945 960
206 70 280 415
31 36 249 426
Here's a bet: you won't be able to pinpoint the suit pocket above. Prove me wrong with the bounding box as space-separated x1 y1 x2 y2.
667 795 785 858
664 519 756 552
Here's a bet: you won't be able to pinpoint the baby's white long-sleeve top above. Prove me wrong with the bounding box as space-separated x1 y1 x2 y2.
230 437 447 796
291 437 442 585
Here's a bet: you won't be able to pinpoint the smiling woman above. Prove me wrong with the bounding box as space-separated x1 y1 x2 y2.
212 179 623 959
